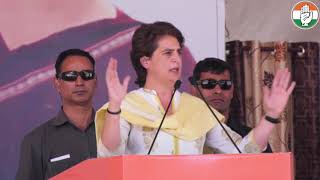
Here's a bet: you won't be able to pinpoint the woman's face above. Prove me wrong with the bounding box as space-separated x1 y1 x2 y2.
143 35 183 86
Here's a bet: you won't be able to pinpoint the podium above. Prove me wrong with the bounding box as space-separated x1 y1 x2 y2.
51 153 293 180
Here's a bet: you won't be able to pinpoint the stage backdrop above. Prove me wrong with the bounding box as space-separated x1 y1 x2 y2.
0 0 225 179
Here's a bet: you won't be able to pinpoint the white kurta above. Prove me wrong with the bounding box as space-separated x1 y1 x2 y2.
97 88 262 157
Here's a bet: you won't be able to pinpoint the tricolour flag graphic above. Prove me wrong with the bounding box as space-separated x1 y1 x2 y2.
291 1 319 29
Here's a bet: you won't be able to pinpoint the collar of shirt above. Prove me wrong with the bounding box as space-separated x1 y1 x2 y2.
51 107 95 128
142 88 158 95
139 88 180 113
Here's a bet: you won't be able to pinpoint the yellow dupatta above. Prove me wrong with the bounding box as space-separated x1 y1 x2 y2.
95 91 225 142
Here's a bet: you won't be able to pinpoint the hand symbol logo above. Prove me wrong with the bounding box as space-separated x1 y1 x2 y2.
300 5 313 26
291 1 319 30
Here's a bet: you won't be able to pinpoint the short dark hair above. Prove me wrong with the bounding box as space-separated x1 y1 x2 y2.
130 21 185 87
55 49 95 78
192 57 233 81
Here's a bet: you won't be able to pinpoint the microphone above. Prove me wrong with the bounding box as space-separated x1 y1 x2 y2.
174 79 182 89
189 76 242 153
147 80 181 155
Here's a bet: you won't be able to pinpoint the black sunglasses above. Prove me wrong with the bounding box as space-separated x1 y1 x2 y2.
57 70 95 81
197 79 233 90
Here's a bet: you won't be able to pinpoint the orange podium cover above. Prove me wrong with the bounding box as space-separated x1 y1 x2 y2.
51 153 293 180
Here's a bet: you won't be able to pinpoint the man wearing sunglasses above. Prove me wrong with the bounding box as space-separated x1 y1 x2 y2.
191 57 272 153
16 49 97 180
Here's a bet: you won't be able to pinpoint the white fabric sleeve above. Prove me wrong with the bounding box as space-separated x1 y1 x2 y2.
205 123 263 154
97 117 131 157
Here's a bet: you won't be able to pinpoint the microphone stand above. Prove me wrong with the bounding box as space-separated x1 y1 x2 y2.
147 80 181 155
189 77 242 153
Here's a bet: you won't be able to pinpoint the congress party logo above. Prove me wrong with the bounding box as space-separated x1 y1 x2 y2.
291 1 319 29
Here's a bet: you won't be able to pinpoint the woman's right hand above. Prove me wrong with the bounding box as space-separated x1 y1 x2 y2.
105 57 131 110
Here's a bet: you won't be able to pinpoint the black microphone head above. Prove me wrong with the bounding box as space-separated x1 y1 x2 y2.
174 80 182 89
188 76 197 86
